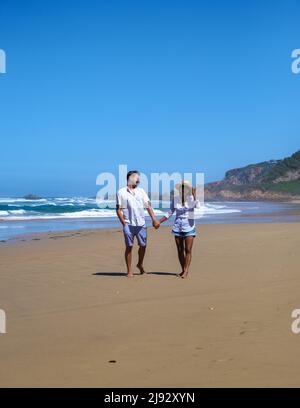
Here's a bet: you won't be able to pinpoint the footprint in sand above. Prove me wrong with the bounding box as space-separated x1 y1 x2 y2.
213 358 234 363
239 320 260 336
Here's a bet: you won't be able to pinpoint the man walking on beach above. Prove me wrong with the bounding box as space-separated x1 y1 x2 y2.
116 170 159 277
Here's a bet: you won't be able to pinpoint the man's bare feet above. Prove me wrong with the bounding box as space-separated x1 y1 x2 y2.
136 263 146 275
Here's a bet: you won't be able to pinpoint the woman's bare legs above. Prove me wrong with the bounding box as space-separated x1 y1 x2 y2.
175 236 185 275
181 236 194 279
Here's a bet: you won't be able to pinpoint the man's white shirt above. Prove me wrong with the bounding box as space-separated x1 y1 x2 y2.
116 186 150 227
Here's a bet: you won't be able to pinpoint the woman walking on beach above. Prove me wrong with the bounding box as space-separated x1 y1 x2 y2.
158 180 200 279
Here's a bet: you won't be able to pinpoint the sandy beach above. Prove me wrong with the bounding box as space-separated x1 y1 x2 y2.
1 222 300 387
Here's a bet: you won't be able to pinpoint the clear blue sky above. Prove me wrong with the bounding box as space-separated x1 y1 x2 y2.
0 0 299 196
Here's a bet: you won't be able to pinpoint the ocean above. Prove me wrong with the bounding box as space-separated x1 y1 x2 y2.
0 197 300 241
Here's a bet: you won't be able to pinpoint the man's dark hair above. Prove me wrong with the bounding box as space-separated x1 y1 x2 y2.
127 170 140 181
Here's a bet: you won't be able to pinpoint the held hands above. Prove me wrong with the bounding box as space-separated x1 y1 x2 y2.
152 219 160 230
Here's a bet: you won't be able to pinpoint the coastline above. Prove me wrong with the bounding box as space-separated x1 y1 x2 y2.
1 200 300 243
1 222 300 387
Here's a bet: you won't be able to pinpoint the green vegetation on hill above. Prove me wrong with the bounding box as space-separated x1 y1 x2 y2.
263 180 300 194
261 151 300 183
215 180 300 195
206 150 300 199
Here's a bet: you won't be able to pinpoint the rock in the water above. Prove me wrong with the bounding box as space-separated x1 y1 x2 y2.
23 194 42 200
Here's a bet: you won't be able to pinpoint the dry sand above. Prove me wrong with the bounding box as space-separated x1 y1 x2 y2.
0 223 300 387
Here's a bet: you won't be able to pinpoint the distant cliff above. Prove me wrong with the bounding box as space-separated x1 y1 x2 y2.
205 150 300 201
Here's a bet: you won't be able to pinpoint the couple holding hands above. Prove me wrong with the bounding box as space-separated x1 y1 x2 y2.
116 170 200 278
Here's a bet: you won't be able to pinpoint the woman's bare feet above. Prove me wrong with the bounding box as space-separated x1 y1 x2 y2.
127 270 134 278
180 271 189 279
136 263 146 275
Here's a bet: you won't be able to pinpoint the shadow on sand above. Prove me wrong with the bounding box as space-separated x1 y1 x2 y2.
93 271 178 277
93 272 127 277
148 272 178 276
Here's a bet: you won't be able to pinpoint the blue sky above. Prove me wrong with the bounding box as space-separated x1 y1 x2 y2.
0 0 299 196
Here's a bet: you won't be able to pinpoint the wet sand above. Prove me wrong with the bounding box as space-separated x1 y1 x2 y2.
1 223 300 387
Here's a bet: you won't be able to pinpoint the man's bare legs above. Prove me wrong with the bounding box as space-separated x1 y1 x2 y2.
125 245 146 277
125 246 134 277
136 245 146 274
175 236 185 275
181 236 194 279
